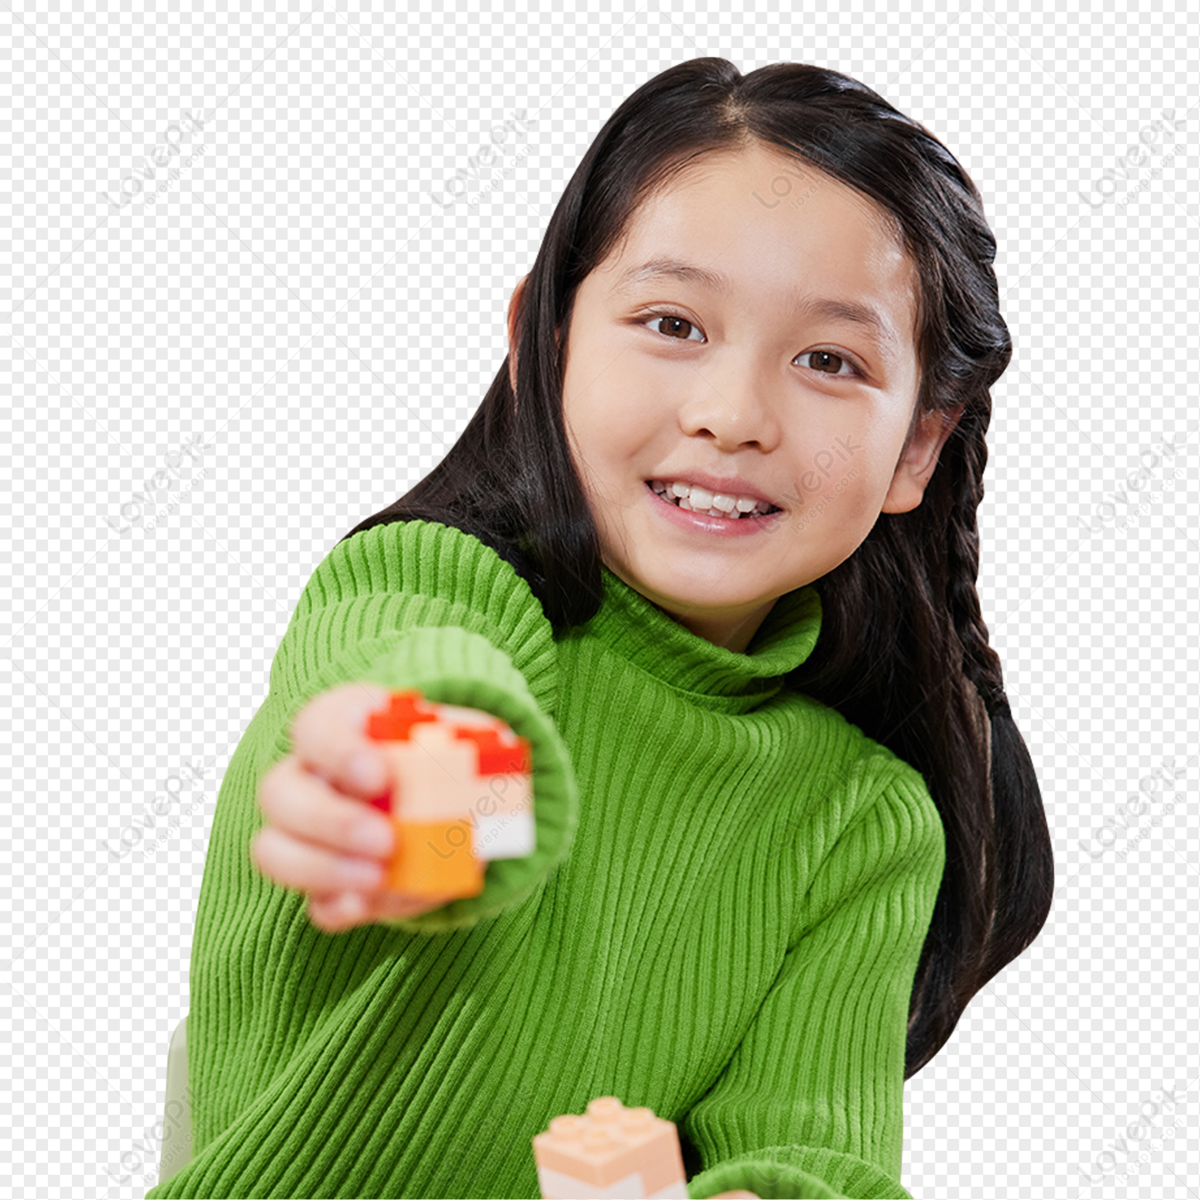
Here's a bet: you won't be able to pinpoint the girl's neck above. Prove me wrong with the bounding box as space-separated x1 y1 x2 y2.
654 596 778 654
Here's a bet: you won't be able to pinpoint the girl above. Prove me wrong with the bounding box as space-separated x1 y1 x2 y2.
147 58 1053 1200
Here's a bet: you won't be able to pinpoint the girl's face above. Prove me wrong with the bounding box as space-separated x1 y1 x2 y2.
511 142 960 652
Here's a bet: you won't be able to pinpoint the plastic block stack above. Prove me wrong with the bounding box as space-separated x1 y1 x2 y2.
365 689 534 899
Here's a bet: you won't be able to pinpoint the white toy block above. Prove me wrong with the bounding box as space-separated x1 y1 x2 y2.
533 1096 689 1199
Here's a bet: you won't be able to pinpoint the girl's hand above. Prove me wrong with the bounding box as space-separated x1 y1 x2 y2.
251 681 462 933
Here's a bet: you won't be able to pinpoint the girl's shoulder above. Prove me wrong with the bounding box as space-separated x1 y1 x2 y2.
787 689 942 833
275 517 561 711
302 517 544 620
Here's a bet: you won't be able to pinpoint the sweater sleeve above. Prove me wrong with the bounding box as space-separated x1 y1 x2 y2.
244 517 577 935
682 752 945 1200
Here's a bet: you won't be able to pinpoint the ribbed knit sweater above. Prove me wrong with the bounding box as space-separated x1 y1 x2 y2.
145 518 945 1200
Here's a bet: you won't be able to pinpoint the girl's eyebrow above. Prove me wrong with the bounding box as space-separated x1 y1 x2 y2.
612 256 901 355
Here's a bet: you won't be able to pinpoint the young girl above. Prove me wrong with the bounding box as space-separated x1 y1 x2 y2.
147 58 1053 1200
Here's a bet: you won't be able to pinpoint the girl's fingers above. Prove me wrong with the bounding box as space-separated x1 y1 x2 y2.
306 890 368 933
258 755 394 860
250 826 384 896
288 682 393 798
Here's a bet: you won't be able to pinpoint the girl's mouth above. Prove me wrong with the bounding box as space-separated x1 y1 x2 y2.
645 479 782 520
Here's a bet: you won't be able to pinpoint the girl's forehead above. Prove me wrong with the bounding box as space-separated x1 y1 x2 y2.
612 150 904 260
643 142 879 210
594 150 920 349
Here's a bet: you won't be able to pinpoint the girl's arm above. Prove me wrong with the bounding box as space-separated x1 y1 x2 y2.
254 517 579 933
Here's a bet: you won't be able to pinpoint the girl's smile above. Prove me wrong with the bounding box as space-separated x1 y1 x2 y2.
644 478 784 537
509 140 961 652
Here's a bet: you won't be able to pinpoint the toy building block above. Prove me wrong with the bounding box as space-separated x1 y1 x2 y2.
365 689 535 900
532 1096 689 1199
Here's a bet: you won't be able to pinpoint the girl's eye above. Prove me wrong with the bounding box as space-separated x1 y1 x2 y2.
796 349 860 377
642 312 705 342
639 311 863 378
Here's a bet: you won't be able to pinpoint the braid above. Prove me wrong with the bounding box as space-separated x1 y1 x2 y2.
938 398 1052 991
943 407 1008 724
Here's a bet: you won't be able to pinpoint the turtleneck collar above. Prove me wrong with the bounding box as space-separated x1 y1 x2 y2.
576 565 823 713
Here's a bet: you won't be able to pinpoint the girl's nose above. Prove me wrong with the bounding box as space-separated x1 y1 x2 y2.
675 368 784 453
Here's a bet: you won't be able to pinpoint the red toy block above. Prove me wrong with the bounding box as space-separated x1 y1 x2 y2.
532 1096 689 1199
454 726 533 775
365 689 536 900
365 689 440 741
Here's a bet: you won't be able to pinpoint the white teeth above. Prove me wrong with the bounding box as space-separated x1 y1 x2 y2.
652 479 775 518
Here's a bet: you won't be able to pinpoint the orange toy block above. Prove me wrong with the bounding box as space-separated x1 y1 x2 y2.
532 1096 689 1199
365 689 536 901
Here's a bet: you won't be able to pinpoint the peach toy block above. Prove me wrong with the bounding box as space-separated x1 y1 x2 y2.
532 1096 689 1199
364 689 535 900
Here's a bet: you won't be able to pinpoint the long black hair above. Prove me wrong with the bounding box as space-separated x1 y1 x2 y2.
342 57 1053 1078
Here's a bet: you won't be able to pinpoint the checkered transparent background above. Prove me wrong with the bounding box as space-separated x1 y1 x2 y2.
2 2 1198 1197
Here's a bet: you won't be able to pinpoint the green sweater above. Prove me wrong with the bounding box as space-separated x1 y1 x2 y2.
146 518 945 1200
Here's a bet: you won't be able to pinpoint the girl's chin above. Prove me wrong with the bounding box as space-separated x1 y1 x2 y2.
613 562 776 616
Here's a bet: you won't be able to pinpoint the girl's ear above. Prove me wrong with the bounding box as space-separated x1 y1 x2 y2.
881 402 965 514
507 274 530 396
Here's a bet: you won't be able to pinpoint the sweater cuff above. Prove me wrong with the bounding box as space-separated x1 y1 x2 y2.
295 623 578 935
687 1145 912 1200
